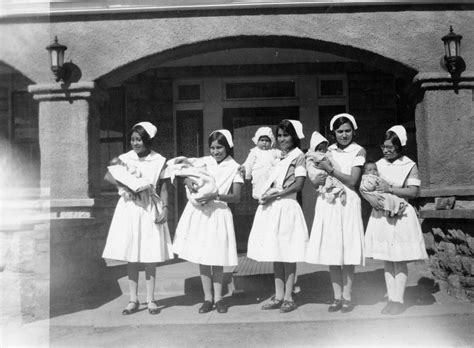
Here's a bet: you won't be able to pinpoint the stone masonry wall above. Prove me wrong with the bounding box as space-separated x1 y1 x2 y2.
0 196 50 323
49 206 124 318
422 219 474 301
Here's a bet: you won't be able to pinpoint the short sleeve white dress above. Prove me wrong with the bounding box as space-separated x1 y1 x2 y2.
172 156 243 267
364 156 428 261
306 142 366 265
102 150 173 263
247 148 309 262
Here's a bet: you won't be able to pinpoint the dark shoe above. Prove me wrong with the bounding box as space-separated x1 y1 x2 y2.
389 301 405 315
122 300 139 315
381 301 394 315
341 298 354 313
147 300 160 315
328 299 342 312
215 300 228 314
198 300 213 314
280 300 297 313
261 297 284 310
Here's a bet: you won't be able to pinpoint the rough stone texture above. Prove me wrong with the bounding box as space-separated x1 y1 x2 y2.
0 198 50 323
422 219 474 301
49 210 124 318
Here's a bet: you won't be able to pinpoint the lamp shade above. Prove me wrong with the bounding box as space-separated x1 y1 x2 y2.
442 26 462 58
46 36 67 71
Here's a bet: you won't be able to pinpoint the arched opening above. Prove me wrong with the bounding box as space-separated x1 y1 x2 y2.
0 61 39 188
96 35 419 248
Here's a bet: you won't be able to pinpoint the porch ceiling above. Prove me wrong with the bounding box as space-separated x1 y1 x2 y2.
160 47 353 67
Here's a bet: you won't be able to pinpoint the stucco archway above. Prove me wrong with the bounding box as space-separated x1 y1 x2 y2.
97 35 418 88
95 35 420 245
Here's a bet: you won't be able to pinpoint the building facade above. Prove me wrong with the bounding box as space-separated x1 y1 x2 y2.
0 1 473 321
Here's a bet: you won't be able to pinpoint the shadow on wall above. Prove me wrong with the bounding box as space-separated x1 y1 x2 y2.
49 218 125 318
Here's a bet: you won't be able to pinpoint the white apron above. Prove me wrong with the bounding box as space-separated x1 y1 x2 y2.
102 150 173 263
172 156 241 266
365 157 428 261
247 148 309 262
306 143 366 266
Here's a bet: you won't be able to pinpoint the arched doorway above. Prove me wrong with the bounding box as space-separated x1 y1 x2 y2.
96 35 418 250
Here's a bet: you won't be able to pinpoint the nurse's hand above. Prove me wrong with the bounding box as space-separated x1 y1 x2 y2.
238 165 246 179
184 177 199 193
155 206 168 224
374 196 385 210
362 192 385 211
315 158 333 174
376 180 392 194
258 193 277 205
195 196 213 205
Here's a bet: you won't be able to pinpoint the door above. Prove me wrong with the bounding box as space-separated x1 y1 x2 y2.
176 110 204 217
223 106 299 252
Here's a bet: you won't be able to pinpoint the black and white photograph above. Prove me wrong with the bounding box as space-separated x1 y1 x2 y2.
0 0 473 346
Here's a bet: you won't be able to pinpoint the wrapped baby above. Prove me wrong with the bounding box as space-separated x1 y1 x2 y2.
306 131 346 205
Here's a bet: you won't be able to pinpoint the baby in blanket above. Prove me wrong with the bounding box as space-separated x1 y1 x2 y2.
166 156 218 206
107 157 164 223
360 161 407 217
107 157 150 192
241 127 282 200
305 131 346 205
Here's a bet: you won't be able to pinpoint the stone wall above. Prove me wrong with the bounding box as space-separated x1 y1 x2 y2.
422 218 474 301
48 199 124 318
0 191 127 321
0 193 50 323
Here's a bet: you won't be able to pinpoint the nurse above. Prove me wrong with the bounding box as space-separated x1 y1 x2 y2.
306 113 366 313
173 129 243 314
102 121 172 316
247 119 309 313
364 125 428 315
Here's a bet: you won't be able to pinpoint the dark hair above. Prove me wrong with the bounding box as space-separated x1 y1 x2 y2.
208 131 233 158
130 125 153 149
384 131 403 154
364 160 377 168
276 119 301 149
332 116 356 132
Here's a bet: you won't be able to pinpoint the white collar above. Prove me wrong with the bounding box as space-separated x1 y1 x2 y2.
379 156 413 167
328 142 360 153
125 150 162 162
281 147 302 159
208 155 235 167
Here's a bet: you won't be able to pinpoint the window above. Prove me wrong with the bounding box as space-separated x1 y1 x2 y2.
0 87 8 111
318 76 347 98
177 84 201 101
100 87 126 190
10 91 40 187
225 80 296 100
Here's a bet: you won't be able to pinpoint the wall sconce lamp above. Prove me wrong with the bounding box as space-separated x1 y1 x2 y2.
46 36 71 82
441 26 466 93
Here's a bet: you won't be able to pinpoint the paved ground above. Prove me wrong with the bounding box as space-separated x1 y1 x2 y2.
2 259 474 347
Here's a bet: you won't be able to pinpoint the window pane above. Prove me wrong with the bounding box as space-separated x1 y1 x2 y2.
0 87 8 111
10 91 40 187
226 81 296 99
320 80 344 97
100 87 125 190
177 84 201 101
12 91 38 142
